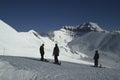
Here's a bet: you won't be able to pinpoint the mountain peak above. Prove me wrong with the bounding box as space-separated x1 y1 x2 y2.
62 22 104 32
79 22 104 32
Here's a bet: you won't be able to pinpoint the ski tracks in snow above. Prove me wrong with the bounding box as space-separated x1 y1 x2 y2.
0 56 120 80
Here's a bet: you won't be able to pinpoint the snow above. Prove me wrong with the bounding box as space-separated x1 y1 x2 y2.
112 30 120 34
0 19 91 65
0 57 36 80
62 22 104 32
79 22 104 32
52 29 73 45
0 20 17 33
68 31 120 68
0 56 120 80
0 19 120 80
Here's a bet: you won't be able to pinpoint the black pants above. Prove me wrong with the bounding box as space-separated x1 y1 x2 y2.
54 55 58 63
41 54 44 61
94 59 98 67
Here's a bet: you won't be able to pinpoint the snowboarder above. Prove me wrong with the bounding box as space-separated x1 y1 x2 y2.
40 44 45 61
53 44 60 64
93 50 99 67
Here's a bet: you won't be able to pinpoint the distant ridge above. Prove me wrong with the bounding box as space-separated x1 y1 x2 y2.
62 22 104 32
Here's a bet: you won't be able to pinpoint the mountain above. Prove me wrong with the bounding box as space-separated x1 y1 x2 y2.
112 29 120 34
47 22 120 68
62 22 105 32
47 22 105 45
0 20 17 33
0 20 120 80
53 22 120 58
0 19 120 68
79 22 104 32
0 20 41 57
0 20 89 64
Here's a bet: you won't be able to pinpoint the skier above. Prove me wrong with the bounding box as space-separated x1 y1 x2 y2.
93 50 99 67
40 44 45 61
53 44 60 64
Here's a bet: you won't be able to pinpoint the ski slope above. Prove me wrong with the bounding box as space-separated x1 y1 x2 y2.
0 56 120 80
0 19 120 80
0 19 120 67
0 20 91 65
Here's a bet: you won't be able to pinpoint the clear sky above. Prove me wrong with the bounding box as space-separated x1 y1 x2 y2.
0 0 120 33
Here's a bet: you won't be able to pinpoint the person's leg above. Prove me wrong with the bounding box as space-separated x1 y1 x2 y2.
43 54 44 60
54 55 58 63
56 56 58 63
54 56 56 63
96 60 98 67
41 54 43 61
94 60 96 66
95 59 98 67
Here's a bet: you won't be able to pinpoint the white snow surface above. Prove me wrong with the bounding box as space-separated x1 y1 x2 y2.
68 31 120 68
0 19 90 65
0 19 120 80
0 56 120 80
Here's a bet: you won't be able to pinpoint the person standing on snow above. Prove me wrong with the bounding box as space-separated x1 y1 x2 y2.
93 50 99 67
53 44 60 64
40 44 45 61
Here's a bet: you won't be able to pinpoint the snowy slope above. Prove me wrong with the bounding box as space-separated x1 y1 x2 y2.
0 20 120 80
68 31 120 68
62 23 120 69
47 28 89 60
47 23 120 68
0 19 120 68
0 20 41 57
0 20 91 65
0 56 120 80
0 20 18 48
0 20 17 33
68 31 120 54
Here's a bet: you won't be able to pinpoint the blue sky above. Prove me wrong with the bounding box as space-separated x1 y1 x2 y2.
0 0 120 33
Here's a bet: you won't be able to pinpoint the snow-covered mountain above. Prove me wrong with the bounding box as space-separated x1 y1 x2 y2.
47 22 119 58
0 19 120 80
112 29 120 34
47 22 120 68
0 19 120 68
79 22 104 32
62 22 105 32
0 20 90 65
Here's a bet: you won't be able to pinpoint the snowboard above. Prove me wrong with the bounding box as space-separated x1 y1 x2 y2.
40 59 61 65
91 64 105 68
53 61 61 65
40 59 49 62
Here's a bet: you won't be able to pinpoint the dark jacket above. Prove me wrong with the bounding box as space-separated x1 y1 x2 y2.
40 46 44 55
53 46 59 56
94 53 99 60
